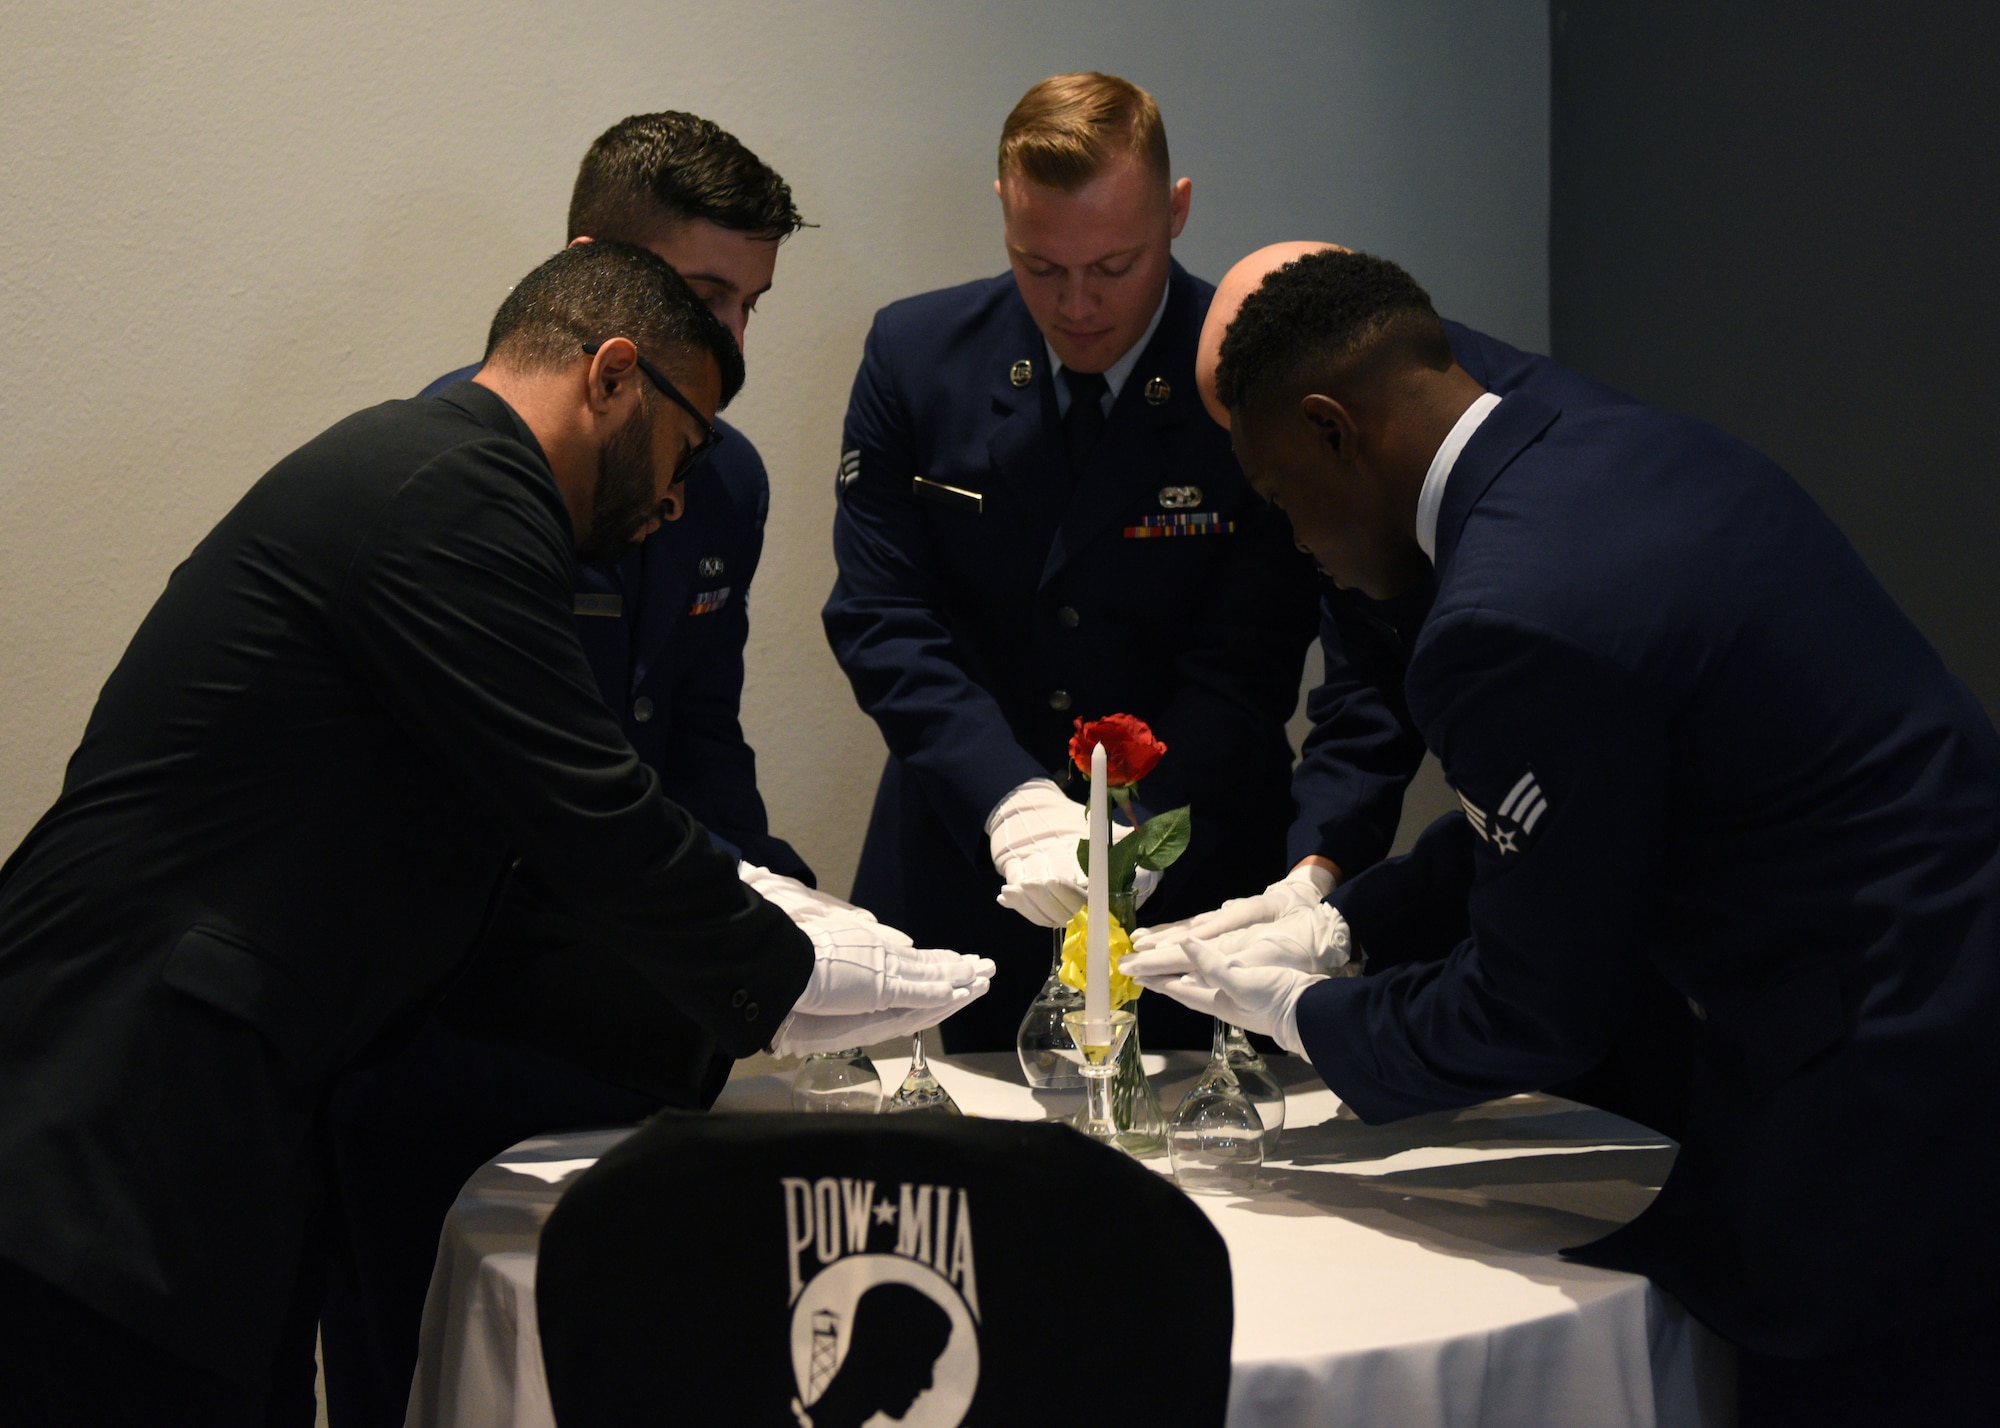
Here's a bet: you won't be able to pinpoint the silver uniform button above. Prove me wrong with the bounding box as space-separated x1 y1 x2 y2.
1057 606 1080 629
1048 689 1072 712
633 697 655 723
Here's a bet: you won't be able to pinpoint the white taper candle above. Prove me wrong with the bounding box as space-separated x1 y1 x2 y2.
1086 741 1110 1035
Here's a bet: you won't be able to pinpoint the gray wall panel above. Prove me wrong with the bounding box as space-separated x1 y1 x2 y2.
1551 1 2000 713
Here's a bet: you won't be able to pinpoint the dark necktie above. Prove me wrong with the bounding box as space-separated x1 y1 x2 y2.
1060 368 1111 478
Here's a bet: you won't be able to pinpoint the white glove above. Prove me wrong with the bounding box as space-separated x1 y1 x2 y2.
741 862 911 945
986 778 1161 928
770 912 995 1056
1146 935 1328 1057
1122 901 1354 987
1127 862 1335 955
790 915 993 1016
772 1005 967 1058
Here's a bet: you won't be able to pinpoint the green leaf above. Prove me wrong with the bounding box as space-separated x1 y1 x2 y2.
1077 806 1192 890
1076 830 1146 894
1109 829 1143 893
1133 806 1192 871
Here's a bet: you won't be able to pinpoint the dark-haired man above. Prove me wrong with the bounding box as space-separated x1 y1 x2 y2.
319 114 851 1427
0 242 990 1427
427 111 807 881
1138 246 2000 1423
1130 242 1693 1136
825 73 1320 1052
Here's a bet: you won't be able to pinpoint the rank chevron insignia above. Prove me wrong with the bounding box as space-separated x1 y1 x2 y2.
1457 768 1548 857
1455 787 1490 841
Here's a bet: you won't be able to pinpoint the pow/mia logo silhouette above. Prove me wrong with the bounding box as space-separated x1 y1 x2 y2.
1456 769 1549 858
783 1177 981 1427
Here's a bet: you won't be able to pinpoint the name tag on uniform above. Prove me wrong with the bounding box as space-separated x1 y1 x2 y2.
912 475 984 515
574 593 623 617
687 586 732 617
1122 512 1236 539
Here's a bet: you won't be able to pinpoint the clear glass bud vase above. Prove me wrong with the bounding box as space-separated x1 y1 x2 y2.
1110 1019 1168 1154
1106 889 1166 1155
1016 929 1085 1090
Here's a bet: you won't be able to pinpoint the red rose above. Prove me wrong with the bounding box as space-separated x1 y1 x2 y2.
1070 713 1167 787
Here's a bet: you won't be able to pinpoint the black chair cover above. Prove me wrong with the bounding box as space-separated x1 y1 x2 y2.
537 1112 1233 1426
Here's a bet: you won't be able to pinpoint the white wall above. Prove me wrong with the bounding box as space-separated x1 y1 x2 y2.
0 0 1548 891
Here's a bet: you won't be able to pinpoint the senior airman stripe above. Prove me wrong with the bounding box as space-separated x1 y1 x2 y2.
1499 770 1549 834
1456 788 1491 838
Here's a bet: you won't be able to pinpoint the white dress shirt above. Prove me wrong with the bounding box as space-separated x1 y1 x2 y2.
1047 284 1173 417
1415 391 1502 563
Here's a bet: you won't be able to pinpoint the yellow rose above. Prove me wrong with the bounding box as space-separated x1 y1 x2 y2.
1057 907 1143 1010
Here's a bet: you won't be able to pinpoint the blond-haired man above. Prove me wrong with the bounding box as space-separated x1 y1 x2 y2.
824 74 1319 1051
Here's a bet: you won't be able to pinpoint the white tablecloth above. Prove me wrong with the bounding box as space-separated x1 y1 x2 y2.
406 1050 1734 1427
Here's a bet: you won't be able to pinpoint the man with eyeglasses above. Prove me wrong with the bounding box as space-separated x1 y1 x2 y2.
0 241 991 1427
316 115 909 1427
574 338 723 543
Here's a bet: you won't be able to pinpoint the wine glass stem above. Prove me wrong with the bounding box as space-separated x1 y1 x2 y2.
1211 1017 1229 1066
910 1028 928 1074
1084 1065 1115 1129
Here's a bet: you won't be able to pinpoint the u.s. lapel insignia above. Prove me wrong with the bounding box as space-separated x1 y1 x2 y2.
1157 485 1203 509
1456 769 1549 857
1009 359 1034 388
1143 376 1171 405
697 555 725 579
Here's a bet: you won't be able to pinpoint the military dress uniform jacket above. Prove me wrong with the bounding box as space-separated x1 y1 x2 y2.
0 382 812 1383
1291 392 2000 1355
1285 321 1638 875
422 364 809 882
824 262 1318 1046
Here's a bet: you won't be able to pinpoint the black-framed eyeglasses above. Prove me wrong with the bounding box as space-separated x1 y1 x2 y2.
582 341 721 482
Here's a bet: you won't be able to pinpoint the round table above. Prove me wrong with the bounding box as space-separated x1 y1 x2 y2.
403 1049 1732 1427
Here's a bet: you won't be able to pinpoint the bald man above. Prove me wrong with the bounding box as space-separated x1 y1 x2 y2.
1127 243 1696 1132
1188 242 1634 894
